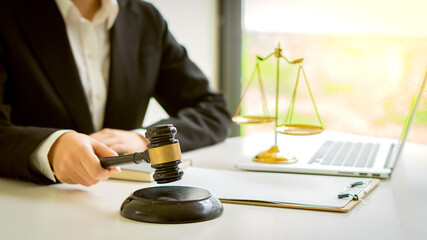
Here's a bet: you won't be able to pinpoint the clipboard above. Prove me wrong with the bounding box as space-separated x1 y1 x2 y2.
164 167 379 212
220 179 379 212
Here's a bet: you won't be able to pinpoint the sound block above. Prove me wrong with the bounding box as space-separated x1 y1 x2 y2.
120 186 223 223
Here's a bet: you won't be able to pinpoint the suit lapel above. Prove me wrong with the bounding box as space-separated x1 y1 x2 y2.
15 0 94 133
104 0 142 129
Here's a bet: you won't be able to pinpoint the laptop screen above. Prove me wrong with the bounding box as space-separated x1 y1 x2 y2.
391 70 427 167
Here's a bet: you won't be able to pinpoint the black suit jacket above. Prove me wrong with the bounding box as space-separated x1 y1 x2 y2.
0 0 231 184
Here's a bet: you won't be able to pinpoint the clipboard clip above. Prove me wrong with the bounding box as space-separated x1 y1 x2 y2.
341 181 364 192
337 181 368 205
337 193 359 201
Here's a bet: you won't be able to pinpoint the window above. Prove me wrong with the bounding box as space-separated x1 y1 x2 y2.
238 0 427 144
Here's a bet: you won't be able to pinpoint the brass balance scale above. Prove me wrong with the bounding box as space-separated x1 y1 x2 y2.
233 43 325 163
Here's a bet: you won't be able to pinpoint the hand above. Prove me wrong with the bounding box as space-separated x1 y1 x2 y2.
89 128 149 154
48 131 120 187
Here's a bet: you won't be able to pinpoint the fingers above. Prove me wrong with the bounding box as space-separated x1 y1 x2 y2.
110 167 121 173
91 138 118 158
56 168 97 187
90 128 149 153
90 129 123 150
86 140 119 180
89 128 115 142
107 143 129 154
53 159 100 187
48 132 118 187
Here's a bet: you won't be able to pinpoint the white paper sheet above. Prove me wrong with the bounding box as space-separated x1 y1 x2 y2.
161 167 374 209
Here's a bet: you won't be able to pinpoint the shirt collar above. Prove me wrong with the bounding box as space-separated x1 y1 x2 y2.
55 0 119 30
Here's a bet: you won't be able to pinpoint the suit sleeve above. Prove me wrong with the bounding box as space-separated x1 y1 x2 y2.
146 5 232 152
0 35 57 184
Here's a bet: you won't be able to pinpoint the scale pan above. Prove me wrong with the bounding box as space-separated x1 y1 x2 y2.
232 116 276 125
276 124 324 135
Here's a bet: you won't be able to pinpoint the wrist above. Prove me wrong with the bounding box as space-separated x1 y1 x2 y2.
48 130 77 167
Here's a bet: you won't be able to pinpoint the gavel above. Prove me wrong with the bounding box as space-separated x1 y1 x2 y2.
99 124 184 184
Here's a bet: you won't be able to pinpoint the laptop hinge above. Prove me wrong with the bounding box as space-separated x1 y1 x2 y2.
384 143 396 169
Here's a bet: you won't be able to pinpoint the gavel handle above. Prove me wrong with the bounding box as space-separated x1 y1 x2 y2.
99 152 148 169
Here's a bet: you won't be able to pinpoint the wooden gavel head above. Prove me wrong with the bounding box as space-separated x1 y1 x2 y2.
145 124 184 184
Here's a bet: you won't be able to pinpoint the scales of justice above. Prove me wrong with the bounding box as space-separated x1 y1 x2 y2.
233 43 325 163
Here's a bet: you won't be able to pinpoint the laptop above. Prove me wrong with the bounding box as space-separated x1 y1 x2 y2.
236 70 427 178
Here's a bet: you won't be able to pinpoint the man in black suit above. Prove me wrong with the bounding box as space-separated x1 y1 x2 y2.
0 0 231 186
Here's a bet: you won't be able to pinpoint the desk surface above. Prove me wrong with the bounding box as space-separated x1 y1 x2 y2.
1 133 427 240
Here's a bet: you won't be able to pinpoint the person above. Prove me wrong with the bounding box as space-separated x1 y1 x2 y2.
0 0 231 187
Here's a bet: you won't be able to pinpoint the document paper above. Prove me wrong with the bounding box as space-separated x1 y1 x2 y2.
163 167 376 210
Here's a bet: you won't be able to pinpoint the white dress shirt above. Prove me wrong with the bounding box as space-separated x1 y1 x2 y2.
29 0 119 181
58 0 118 131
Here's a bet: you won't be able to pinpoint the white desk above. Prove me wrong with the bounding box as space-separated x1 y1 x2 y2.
1 134 427 240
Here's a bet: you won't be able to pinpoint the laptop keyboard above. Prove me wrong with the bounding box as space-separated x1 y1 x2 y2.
308 141 380 168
